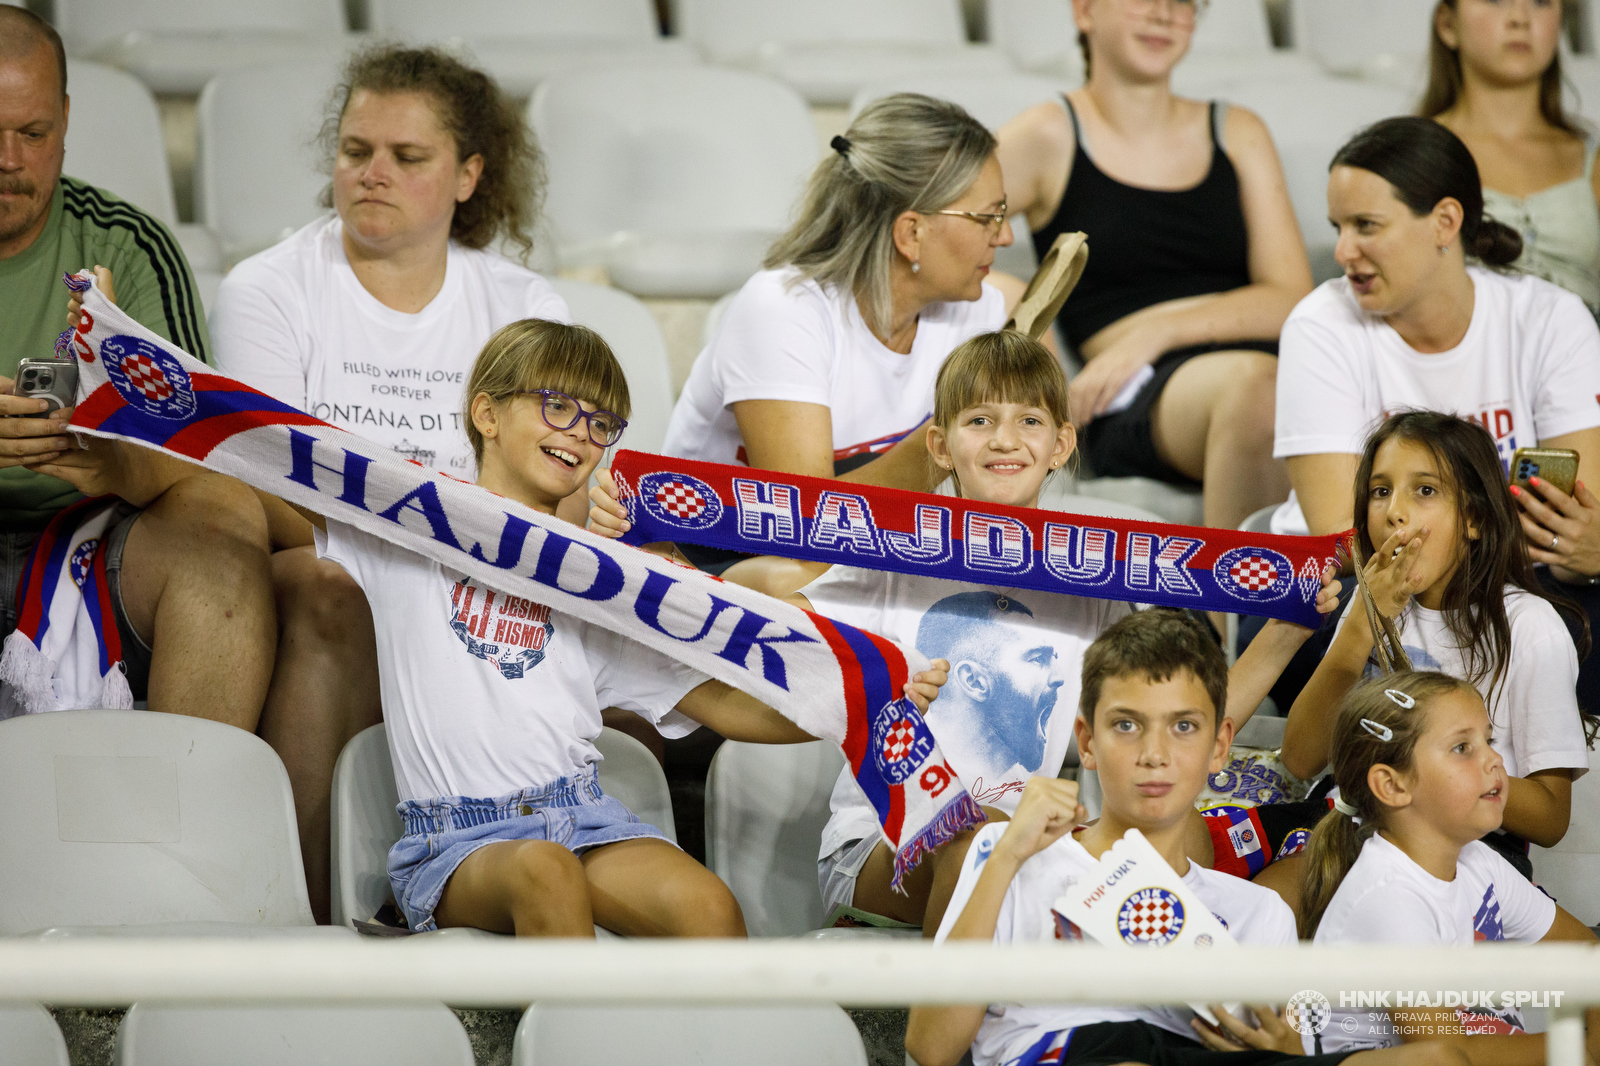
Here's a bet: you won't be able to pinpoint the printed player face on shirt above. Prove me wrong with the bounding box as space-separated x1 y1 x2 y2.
915 590 1065 789
448 575 555 681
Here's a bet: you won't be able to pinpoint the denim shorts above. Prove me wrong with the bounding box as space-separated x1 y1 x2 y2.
388 768 669 932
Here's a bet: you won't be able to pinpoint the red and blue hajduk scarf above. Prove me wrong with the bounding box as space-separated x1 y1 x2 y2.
0 496 131 717
610 453 1348 627
45 273 981 886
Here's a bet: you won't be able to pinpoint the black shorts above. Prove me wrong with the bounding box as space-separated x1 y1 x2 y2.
1080 341 1278 486
1063 1020 1355 1066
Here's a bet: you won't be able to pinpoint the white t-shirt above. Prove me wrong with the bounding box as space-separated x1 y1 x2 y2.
1271 267 1600 534
315 519 704 803
663 267 1006 469
803 567 1129 859
1331 587 1588 780
937 823 1298 1066
1310 833 1556 1054
211 214 570 479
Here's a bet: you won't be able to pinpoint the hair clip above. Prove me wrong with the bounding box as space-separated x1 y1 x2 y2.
1359 717 1395 742
831 134 851 157
1332 796 1359 818
1383 689 1415 710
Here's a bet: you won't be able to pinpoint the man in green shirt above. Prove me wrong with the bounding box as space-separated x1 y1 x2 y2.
1 8 275 730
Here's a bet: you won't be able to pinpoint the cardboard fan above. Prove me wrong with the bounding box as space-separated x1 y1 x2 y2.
1005 232 1089 340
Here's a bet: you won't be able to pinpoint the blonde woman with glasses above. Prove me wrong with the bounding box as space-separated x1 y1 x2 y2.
660 93 1014 572
997 0 1311 531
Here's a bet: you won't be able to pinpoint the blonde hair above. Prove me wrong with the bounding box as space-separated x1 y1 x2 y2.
764 93 996 336
1297 671 1480 939
464 320 631 463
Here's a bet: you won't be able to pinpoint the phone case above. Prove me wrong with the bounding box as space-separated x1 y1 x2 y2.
1510 448 1579 497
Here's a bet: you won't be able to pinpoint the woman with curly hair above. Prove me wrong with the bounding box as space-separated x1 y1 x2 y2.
210 45 569 922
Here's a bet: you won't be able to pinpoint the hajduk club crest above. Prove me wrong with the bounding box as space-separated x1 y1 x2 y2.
101 335 198 421
636 472 724 531
1117 887 1186 945
870 700 937 784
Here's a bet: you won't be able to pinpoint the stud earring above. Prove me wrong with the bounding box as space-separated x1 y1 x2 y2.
1438 245 1448 256
911 260 920 274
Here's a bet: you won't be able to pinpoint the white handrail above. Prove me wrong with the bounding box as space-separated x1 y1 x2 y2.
3 940 1594 1064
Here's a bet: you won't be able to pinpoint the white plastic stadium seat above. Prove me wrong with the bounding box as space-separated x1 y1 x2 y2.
1047 473 1206 527
0 1005 69 1066
53 0 357 95
530 67 817 298
1286 0 1437 91
195 62 340 267
331 723 675 929
1170 0 1323 96
60 61 221 276
986 0 1084 81
513 1003 869 1066
549 279 675 455
1219 74 1409 282
678 0 1011 106
704 739 843 937
1531 748 1600 926
0 709 316 933
364 0 698 97
114 1003 473 1066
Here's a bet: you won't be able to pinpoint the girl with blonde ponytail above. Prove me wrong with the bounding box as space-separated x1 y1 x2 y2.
1301 673 1599 1061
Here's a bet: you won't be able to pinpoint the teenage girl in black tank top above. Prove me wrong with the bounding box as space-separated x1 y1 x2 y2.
994 0 1311 531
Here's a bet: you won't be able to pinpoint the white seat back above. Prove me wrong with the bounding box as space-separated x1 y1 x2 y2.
55 0 346 56
848 71 1068 130
195 62 339 266
367 0 659 40
530 67 815 296
986 0 1084 79
679 0 967 60
1287 0 1436 76
549 279 675 455
513 1003 868 1066
331 723 675 927
0 1005 69 1066
62 61 176 225
114 1003 473 1066
705 739 843 937
1531 748 1600 926
1191 0 1275 55
0 709 314 933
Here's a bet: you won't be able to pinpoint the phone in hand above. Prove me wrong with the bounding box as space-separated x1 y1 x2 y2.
15 358 78 418
1509 447 1579 497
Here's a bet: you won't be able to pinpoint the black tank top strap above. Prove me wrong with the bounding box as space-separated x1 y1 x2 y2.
1209 100 1226 151
1063 94 1084 147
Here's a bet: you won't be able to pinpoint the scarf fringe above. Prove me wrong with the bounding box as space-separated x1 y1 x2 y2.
98 664 134 711
0 630 59 715
892 790 987 892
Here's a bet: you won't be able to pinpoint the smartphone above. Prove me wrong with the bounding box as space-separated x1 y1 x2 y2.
15 358 78 418
1509 447 1578 497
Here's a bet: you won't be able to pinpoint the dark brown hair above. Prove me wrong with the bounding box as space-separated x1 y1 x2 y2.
1419 0 1582 137
0 6 66 99
933 331 1071 430
1299 671 1478 938
1079 609 1227 728
1331 117 1522 266
319 44 545 260
1352 412 1590 719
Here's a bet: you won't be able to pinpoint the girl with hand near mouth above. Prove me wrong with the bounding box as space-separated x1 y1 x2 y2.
1301 672 1599 1060
995 0 1312 531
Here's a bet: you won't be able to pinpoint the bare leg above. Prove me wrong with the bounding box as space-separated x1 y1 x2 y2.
1150 351 1290 531
434 839 595 936
255 546 383 924
1250 852 1306 923
581 837 746 937
1347 1042 1470 1066
116 473 276 729
851 809 1008 937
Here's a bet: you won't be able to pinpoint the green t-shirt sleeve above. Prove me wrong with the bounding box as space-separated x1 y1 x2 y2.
104 220 212 366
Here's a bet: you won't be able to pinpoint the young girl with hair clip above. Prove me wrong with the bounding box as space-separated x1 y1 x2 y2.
593 331 1336 933
1243 413 1594 901
1302 672 1599 1062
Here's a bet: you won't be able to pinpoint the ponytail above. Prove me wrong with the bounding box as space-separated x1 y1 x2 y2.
1296 671 1476 938
1331 116 1523 268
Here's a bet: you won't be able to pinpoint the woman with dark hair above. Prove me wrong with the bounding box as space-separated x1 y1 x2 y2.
1422 0 1600 310
1273 115 1600 709
996 0 1312 531
209 45 570 922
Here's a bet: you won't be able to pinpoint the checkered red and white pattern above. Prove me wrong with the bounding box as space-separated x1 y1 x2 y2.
882 719 918 763
654 480 708 520
1123 893 1180 942
122 353 174 402
1229 555 1279 591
